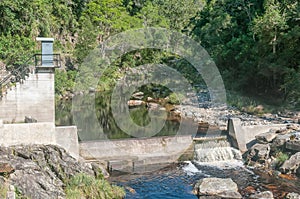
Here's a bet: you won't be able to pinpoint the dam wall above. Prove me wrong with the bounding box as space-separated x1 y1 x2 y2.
0 73 54 123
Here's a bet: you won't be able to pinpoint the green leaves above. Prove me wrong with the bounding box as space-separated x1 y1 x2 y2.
191 0 300 107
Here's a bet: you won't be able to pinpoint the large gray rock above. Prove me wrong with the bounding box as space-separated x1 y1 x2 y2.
255 131 277 144
193 178 242 198
132 92 144 100
246 143 270 163
0 145 105 199
24 116 37 123
272 134 291 147
280 152 300 175
249 191 274 199
127 100 145 107
286 140 300 152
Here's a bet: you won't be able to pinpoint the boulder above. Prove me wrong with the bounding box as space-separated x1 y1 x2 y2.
280 152 300 175
289 132 300 140
127 100 145 107
286 192 300 199
0 145 106 199
146 96 155 102
147 102 160 110
286 140 300 152
255 131 278 144
272 134 291 147
193 178 242 198
24 116 37 123
132 92 144 100
246 143 270 163
249 191 274 199
0 162 14 175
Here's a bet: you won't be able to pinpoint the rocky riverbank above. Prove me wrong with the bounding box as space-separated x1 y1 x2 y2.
0 144 123 199
191 117 300 198
193 177 300 199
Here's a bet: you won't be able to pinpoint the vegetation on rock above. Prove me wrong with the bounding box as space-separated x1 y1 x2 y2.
65 173 125 199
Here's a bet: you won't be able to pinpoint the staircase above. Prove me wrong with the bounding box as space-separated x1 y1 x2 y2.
0 54 61 123
0 57 33 98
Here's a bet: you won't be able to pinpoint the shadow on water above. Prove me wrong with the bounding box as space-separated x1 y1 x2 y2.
55 92 181 141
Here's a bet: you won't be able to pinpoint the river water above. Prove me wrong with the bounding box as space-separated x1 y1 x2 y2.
56 93 300 198
110 160 300 199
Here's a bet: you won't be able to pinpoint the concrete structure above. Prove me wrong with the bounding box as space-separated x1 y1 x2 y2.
0 73 54 123
36 37 54 67
228 118 287 153
0 121 79 159
80 135 193 172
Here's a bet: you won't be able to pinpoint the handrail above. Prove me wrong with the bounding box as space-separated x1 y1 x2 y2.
0 53 61 97
0 55 35 97
34 54 61 68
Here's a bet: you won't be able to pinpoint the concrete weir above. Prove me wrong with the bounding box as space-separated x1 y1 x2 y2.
79 135 194 172
228 118 287 153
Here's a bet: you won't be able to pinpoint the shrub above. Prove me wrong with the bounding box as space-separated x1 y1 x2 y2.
275 151 289 168
167 92 185 104
65 173 125 199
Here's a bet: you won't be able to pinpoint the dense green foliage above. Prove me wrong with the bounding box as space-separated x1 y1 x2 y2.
0 0 299 109
191 0 300 108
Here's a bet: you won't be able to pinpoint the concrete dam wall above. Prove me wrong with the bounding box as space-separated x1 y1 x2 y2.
80 135 194 172
0 73 55 123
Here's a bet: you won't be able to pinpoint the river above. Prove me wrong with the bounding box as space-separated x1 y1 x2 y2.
55 92 300 198
109 160 300 198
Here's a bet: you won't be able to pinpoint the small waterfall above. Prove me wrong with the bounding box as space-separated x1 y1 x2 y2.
194 140 242 163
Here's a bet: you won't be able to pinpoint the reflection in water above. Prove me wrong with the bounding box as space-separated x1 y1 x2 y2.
55 92 181 141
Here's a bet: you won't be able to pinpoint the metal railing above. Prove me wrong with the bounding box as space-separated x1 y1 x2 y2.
34 54 61 68
0 56 34 97
0 53 61 98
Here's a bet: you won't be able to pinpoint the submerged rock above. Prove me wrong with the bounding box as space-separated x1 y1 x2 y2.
193 177 242 198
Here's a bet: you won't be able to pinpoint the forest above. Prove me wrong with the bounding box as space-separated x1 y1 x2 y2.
0 0 299 110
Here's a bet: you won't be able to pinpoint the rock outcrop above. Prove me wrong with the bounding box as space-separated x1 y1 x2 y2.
0 144 107 198
249 191 274 199
280 152 300 176
246 143 270 163
193 178 242 198
286 192 300 199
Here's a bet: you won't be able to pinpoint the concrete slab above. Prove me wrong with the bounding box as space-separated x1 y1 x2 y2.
228 118 287 153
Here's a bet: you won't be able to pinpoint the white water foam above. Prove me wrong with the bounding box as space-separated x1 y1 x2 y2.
192 140 246 169
182 161 203 176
